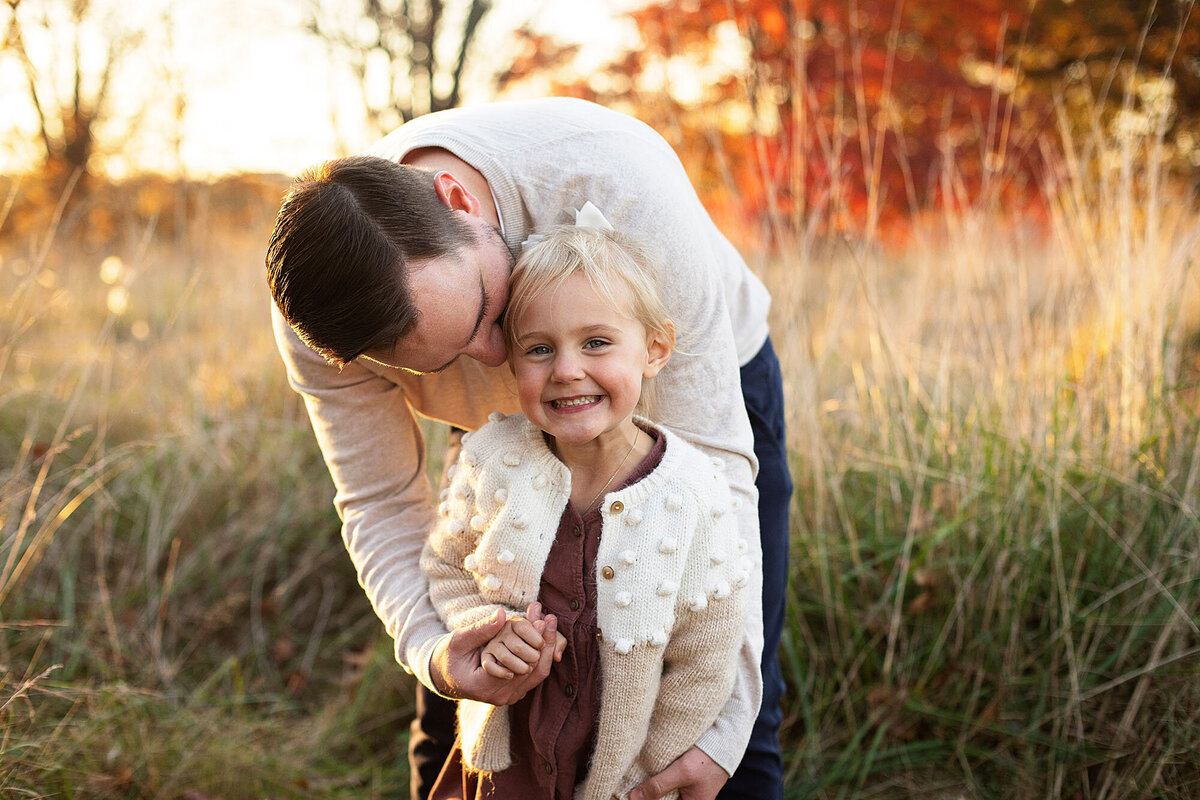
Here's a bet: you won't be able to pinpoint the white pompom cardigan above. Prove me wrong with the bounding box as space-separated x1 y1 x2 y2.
420 413 752 800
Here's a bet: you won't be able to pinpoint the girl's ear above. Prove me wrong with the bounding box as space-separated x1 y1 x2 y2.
643 322 676 379
432 170 483 216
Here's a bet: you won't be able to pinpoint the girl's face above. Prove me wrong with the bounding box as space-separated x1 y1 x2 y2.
508 272 672 448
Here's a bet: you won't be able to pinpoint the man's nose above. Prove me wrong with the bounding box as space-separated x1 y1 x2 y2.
465 325 507 368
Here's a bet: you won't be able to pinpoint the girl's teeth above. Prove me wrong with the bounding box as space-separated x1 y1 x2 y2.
553 396 598 408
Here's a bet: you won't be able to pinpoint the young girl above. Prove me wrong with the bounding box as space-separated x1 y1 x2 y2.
421 204 752 800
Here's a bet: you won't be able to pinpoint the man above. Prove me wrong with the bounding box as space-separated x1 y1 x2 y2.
266 97 791 800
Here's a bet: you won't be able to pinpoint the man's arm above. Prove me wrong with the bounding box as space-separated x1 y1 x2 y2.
272 305 452 689
275 315 551 700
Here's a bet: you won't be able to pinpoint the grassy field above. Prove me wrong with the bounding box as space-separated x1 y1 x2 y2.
2 121 1199 799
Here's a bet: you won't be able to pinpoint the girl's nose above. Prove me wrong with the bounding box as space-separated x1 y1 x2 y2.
551 352 584 382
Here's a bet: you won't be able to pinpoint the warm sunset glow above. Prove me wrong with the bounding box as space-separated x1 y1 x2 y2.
4 3 1200 794
0 0 637 178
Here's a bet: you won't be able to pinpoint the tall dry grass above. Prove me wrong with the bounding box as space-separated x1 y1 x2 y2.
751 51 1200 798
2 78 1199 800
1 177 416 798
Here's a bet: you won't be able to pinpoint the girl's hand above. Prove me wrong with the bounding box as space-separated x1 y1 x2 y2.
525 601 568 662
430 608 557 706
481 615 546 678
481 602 569 676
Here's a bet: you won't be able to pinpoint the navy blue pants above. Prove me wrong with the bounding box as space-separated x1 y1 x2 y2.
720 337 791 799
410 338 792 799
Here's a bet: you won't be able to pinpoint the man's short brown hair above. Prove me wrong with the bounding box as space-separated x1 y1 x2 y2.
266 155 474 367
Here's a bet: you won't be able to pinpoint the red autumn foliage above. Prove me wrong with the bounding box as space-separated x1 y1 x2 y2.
497 0 1199 245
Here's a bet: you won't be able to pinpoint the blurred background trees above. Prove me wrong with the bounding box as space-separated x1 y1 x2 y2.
492 0 1199 241
302 0 495 140
2 0 147 190
0 0 1195 240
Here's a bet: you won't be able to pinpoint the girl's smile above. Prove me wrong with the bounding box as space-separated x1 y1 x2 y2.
508 272 672 455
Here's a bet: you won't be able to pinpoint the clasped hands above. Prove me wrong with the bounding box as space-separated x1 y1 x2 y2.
428 602 728 800
430 601 565 706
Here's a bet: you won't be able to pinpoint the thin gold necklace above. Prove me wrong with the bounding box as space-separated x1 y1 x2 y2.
582 430 641 512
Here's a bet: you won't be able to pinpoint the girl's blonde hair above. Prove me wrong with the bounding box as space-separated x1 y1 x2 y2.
504 224 674 415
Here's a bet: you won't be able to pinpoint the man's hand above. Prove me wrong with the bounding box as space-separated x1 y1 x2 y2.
629 746 729 800
429 607 558 706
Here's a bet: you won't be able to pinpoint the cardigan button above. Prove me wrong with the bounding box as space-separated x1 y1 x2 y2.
572 524 582 538
564 683 576 697
601 566 615 580
609 500 624 514
595 627 603 641
569 598 580 611
543 760 554 775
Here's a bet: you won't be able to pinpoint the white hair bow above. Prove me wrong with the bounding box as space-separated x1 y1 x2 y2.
574 201 615 232
520 201 614 251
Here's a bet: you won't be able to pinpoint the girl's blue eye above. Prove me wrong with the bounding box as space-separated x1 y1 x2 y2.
527 344 551 356
584 338 609 349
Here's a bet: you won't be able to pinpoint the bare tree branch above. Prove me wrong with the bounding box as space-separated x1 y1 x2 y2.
304 0 503 137
2 0 148 183
448 0 490 110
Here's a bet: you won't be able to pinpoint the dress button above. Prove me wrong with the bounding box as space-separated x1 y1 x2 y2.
610 500 624 514
564 683 575 697
572 524 582 538
569 598 581 611
601 566 615 580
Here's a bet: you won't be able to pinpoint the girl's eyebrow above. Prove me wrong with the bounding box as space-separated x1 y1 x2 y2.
516 323 622 343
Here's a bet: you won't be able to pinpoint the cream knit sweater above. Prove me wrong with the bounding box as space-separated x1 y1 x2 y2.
421 414 752 800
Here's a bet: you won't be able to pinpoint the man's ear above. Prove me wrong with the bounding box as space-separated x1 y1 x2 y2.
432 170 482 216
643 322 676 379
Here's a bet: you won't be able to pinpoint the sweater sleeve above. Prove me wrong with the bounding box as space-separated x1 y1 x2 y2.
271 305 450 691
419 448 511 631
631 483 751 784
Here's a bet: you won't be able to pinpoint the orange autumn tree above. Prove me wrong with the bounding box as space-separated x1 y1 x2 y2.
497 0 1197 244
1019 0 1199 161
